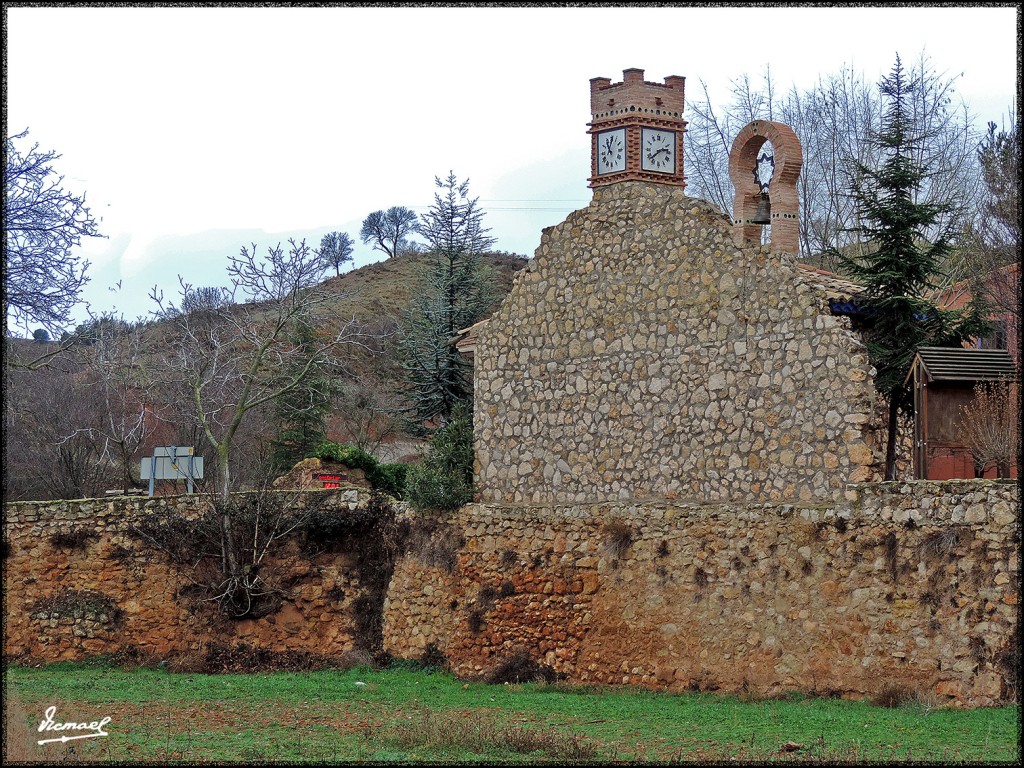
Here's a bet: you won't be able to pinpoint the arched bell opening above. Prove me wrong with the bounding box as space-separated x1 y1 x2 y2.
728 122 802 254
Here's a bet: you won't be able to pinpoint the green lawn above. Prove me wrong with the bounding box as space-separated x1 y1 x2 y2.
4 661 1020 764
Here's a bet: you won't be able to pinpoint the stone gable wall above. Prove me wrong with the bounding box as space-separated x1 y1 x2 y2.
382 480 1019 708
474 182 881 506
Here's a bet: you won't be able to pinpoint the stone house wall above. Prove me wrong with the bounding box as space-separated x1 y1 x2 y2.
474 181 882 506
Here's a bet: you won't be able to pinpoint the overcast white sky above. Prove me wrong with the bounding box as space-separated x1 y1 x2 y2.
5 4 1019 330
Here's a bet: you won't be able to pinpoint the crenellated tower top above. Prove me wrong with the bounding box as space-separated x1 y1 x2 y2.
588 68 687 189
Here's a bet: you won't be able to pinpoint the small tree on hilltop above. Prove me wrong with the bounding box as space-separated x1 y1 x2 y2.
360 206 419 260
319 231 355 276
180 285 232 317
835 55 991 479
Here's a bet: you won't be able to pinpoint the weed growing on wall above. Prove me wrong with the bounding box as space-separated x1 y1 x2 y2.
419 642 449 671
601 519 634 560
995 624 1020 702
485 650 561 685
403 517 465 572
48 527 98 550
499 548 518 569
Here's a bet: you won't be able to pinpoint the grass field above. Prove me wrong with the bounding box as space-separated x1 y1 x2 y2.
3 661 1020 764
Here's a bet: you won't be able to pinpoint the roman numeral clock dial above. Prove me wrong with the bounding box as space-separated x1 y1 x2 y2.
642 128 676 173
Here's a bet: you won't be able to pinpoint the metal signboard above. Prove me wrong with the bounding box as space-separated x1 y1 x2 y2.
141 446 203 495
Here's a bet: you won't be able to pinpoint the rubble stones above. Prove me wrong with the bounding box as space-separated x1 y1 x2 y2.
474 182 880 506
382 481 1018 709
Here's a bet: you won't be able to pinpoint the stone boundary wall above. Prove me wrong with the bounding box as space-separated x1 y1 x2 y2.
382 480 1020 708
5 482 1018 708
3 489 372 663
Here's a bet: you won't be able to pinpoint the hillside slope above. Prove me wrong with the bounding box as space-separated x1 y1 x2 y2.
310 250 528 328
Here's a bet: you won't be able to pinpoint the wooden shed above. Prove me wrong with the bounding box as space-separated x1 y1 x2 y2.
905 347 1018 480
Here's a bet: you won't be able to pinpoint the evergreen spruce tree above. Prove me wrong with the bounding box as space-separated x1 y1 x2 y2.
401 173 496 425
270 316 337 472
405 402 475 512
838 55 990 479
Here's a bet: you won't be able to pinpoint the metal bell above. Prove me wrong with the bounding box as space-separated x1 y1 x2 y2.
752 193 771 225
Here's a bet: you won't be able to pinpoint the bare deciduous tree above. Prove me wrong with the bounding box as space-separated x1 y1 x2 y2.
959 378 1020 478
131 487 331 619
4 129 104 337
149 238 366 611
955 115 1021 332
150 238 361 502
72 316 158 492
332 376 402 455
4 353 109 500
683 54 984 275
4 317 157 500
360 206 419 259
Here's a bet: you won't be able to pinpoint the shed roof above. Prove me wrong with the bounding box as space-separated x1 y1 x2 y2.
906 347 1018 385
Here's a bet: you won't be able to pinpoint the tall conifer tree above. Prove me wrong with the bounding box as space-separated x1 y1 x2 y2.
401 173 495 425
270 315 336 472
838 55 990 479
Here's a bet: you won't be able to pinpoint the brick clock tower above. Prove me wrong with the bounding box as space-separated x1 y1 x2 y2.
588 68 687 189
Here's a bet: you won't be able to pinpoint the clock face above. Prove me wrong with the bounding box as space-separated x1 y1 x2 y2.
596 129 626 175
642 128 676 173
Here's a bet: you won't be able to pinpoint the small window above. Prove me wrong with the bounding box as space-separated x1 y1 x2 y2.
980 320 1008 351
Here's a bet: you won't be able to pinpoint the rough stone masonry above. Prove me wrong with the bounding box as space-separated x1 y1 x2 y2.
382 179 1019 707
473 181 881 505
